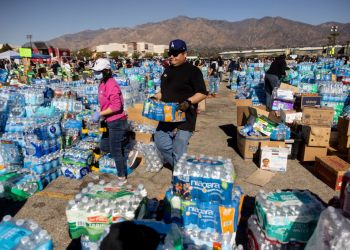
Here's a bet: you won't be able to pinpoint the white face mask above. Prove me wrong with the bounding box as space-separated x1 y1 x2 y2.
94 72 103 80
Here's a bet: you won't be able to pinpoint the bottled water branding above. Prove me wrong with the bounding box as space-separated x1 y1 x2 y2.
66 182 147 241
0 215 53 250
142 98 186 122
173 154 235 203
255 190 324 243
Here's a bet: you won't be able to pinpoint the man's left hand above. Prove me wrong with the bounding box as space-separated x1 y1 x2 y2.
178 100 191 112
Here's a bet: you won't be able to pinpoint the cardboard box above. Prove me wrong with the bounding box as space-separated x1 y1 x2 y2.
280 110 303 124
260 140 286 148
338 117 350 136
294 95 321 111
237 127 270 159
299 144 328 162
301 107 334 127
301 125 331 147
234 99 252 127
268 111 281 124
329 131 339 147
260 146 289 172
315 156 350 190
249 106 269 118
338 135 350 150
134 132 153 143
279 83 299 94
127 103 159 127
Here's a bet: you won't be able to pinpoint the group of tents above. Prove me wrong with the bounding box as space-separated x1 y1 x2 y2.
0 50 51 60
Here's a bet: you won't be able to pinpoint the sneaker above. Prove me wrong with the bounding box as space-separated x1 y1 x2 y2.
127 150 139 167
117 177 127 187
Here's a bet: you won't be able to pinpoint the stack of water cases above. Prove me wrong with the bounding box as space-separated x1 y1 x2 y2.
0 215 53 250
165 153 243 250
305 207 350 250
66 180 147 243
247 190 325 250
142 98 186 122
134 142 163 173
61 148 93 179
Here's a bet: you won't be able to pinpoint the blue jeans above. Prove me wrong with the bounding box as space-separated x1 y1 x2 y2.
100 119 129 177
209 76 219 94
154 128 193 168
264 73 280 111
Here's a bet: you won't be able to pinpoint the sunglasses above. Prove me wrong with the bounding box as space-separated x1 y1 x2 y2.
168 51 184 57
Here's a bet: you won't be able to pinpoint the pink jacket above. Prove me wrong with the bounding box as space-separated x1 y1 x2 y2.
98 78 126 122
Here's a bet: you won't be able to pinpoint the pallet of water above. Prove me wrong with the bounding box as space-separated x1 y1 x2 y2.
65 180 148 241
254 189 325 244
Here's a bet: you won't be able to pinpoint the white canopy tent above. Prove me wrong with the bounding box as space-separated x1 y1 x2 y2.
0 50 19 59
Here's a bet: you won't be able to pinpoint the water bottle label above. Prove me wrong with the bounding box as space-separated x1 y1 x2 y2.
0 222 32 250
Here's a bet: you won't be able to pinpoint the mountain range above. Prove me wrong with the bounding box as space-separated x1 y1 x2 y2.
47 16 350 51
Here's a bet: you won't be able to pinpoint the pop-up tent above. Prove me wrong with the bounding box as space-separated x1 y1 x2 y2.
10 53 51 59
0 50 20 59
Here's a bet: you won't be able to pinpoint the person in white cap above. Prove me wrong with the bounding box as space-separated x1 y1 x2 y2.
91 58 129 186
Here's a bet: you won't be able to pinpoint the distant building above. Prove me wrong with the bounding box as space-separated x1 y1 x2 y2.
219 45 345 59
153 45 168 55
95 42 167 57
95 43 128 54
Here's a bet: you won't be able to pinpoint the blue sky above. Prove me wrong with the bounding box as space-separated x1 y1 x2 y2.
1 0 349 45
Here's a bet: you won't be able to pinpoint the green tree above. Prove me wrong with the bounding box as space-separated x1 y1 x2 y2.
132 51 141 59
162 51 168 58
0 43 13 53
143 52 154 59
74 48 93 60
109 51 126 59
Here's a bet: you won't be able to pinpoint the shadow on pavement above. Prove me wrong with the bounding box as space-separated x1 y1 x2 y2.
236 195 256 248
67 238 81 250
0 198 26 220
218 124 239 153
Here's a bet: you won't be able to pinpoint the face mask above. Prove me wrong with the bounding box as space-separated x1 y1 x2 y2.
94 72 103 80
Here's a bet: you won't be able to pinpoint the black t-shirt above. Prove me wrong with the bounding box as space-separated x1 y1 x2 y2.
266 58 288 79
159 61 208 131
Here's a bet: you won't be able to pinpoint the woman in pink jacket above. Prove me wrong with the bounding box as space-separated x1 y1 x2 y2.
91 58 128 186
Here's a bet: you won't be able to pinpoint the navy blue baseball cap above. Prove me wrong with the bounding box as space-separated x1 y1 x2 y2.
169 39 187 52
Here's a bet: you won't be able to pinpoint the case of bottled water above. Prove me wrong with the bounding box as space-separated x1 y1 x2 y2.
0 215 53 250
66 181 147 241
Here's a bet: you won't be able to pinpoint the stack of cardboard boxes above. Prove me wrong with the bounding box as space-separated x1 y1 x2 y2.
298 107 334 162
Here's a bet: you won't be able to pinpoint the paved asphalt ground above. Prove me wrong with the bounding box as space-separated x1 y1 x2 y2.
1 75 339 249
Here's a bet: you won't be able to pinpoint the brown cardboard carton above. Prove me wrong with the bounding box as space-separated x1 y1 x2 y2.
337 116 350 136
127 104 159 127
329 131 339 147
249 106 269 118
237 126 269 159
294 95 322 111
315 156 350 190
301 125 331 147
268 111 281 124
279 83 299 94
301 107 334 127
234 99 252 126
338 135 350 150
280 110 302 124
298 144 327 162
